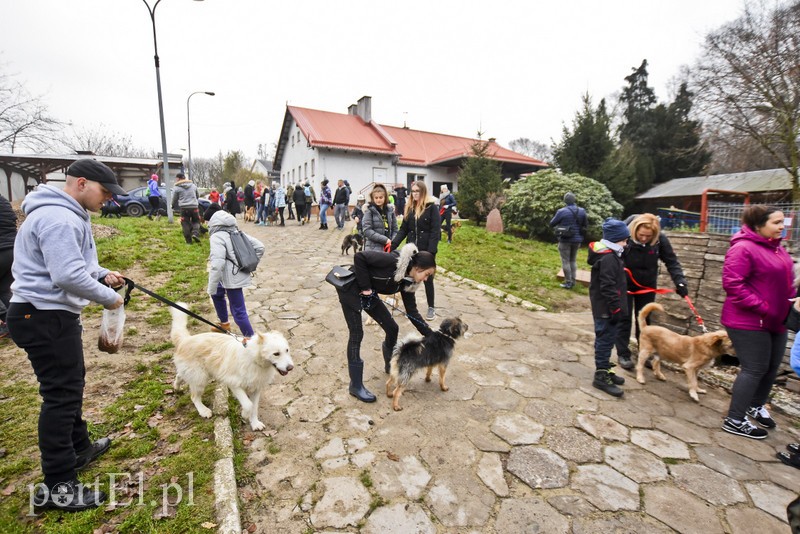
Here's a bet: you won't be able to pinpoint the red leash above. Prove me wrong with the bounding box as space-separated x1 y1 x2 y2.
624 268 707 332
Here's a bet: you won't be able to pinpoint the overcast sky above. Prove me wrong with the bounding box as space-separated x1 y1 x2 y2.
1 0 746 162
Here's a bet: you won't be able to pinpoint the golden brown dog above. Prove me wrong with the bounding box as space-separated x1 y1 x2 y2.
244 206 256 222
635 302 734 401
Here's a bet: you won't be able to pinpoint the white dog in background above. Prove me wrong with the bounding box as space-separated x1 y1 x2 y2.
170 303 294 431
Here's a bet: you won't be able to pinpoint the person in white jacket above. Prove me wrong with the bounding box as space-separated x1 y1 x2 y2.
207 211 265 337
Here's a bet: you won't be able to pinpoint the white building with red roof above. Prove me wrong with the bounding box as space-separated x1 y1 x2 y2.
273 96 547 204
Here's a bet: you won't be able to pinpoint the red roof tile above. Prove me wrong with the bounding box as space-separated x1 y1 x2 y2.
286 106 547 168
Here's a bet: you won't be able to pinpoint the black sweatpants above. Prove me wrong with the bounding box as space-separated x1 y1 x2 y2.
180 207 201 243
615 292 656 358
6 303 92 486
725 327 787 421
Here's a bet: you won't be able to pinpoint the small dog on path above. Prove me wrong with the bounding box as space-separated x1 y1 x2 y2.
341 233 364 255
635 302 734 402
386 317 468 411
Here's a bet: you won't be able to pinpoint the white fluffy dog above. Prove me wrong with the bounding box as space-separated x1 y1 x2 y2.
170 303 294 431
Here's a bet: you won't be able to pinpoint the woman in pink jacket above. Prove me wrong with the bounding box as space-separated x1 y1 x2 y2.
721 205 794 440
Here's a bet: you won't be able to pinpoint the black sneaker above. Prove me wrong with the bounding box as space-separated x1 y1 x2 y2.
592 370 624 397
722 417 768 439
746 405 776 429
75 437 111 471
32 479 106 512
618 355 634 370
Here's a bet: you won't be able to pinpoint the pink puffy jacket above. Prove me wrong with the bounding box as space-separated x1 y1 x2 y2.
721 225 794 332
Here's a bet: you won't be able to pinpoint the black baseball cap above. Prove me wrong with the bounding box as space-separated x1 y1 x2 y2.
67 159 126 195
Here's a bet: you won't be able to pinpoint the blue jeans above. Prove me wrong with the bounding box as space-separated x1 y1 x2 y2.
792 334 800 377
557 241 580 285
210 285 254 337
319 204 330 225
334 204 347 228
594 317 618 370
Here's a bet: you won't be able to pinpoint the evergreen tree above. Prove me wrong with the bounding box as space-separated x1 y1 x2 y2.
619 60 658 193
552 93 614 177
651 83 711 181
456 135 503 224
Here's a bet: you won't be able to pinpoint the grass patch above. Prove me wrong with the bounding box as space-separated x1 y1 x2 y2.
437 220 588 310
0 216 220 533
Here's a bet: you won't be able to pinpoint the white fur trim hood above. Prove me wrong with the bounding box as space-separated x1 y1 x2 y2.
394 243 419 282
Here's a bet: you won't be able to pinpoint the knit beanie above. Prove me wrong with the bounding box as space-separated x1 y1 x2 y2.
602 218 630 243
564 192 576 205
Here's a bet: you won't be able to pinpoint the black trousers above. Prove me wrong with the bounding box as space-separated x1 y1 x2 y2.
180 207 201 243
0 248 12 320
337 288 399 365
615 292 656 358
148 196 161 217
6 303 91 486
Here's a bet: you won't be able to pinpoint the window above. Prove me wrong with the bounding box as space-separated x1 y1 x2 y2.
304 162 308 178
291 133 294 147
311 159 315 176
298 131 301 144
298 166 301 180
292 169 295 181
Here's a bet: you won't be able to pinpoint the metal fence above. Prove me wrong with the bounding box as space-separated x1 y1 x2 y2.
658 203 800 244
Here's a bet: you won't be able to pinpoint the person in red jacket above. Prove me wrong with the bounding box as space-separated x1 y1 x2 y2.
721 205 794 439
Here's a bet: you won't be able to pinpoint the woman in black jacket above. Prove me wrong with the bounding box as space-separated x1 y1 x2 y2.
0 194 16 338
615 213 688 370
336 245 435 402
391 181 441 320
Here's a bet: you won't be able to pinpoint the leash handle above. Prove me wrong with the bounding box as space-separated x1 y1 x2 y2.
125 278 240 338
683 295 708 333
624 268 673 295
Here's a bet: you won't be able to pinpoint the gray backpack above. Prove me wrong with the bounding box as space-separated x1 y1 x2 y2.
226 230 260 273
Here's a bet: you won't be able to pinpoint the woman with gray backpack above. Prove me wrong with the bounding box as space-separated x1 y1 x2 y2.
207 210 265 339
549 192 588 289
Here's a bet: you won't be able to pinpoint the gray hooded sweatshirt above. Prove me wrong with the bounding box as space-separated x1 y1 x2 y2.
11 184 119 314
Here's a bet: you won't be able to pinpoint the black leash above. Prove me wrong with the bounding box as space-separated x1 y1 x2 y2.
368 293 430 329
125 278 240 338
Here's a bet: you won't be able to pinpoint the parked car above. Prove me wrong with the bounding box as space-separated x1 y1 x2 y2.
116 186 210 217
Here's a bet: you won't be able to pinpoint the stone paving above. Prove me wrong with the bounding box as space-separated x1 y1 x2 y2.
224 216 799 533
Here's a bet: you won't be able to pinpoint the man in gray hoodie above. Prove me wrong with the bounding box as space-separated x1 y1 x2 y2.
7 159 126 512
171 172 201 244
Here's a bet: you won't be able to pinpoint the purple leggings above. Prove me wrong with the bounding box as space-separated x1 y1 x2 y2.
210 284 254 337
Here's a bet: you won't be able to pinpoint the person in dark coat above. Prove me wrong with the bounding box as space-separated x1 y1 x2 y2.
362 184 397 251
391 180 441 321
0 194 16 338
615 213 687 370
335 244 435 402
292 184 307 225
549 192 588 289
223 185 241 217
393 185 407 218
588 218 630 397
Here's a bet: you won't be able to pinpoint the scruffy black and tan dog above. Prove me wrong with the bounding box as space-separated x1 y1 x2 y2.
341 233 364 255
386 317 468 411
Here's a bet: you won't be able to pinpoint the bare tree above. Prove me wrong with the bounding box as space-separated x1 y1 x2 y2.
0 67 61 153
692 0 800 198
508 137 552 164
190 157 217 189
62 124 156 158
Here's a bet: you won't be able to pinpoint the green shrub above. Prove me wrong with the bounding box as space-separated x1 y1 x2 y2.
502 169 623 242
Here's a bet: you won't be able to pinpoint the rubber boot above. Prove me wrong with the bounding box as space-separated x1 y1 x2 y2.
593 369 624 397
382 341 393 374
348 361 376 402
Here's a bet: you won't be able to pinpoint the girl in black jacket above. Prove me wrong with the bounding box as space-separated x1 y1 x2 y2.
615 213 687 370
391 181 441 320
336 245 435 402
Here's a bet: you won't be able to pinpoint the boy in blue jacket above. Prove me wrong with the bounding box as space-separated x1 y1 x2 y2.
587 218 630 397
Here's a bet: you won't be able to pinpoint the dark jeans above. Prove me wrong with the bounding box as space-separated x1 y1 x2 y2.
295 204 305 221
6 303 91 486
210 285 254 337
287 202 294 219
148 196 161 217
725 327 787 421
615 292 656 358
0 248 13 320
180 207 201 243
338 288 399 366
277 207 285 225
424 274 435 308
594 317 619 370
442 210 453 241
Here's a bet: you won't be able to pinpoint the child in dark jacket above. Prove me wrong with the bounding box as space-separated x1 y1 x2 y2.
587 218 630 397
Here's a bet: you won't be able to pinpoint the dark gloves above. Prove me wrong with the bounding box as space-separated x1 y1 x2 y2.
608 308 622 325
360 290 376 311
676 283 688 298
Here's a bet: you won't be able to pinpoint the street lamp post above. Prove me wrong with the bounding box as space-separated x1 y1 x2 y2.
187 91 215 182
142 0 204 223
